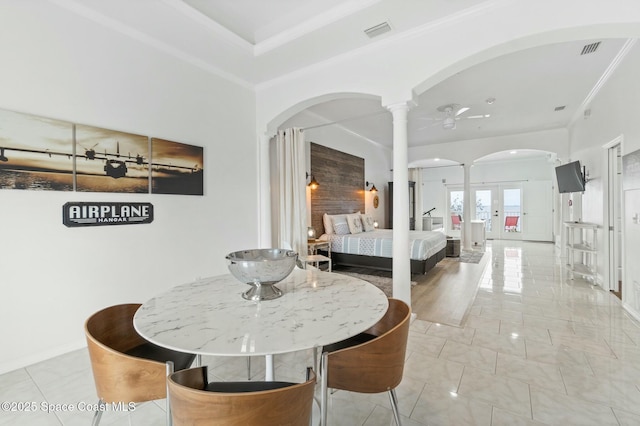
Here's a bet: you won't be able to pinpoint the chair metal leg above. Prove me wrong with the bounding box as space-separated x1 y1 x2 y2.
247 357 251 380
91 399 104 426
166 361 174 426
388 389 402 426
313 347 319 376
320 352 328 426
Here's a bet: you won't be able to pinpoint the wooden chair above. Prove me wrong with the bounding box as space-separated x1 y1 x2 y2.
320 298 411 426
85 303 196 426
167 366 316 426
505 215 519 232
451 214 462 230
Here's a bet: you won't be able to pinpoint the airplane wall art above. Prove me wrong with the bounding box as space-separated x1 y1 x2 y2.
0 108 204 195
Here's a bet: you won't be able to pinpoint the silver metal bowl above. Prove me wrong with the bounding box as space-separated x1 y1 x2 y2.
225 248 298 301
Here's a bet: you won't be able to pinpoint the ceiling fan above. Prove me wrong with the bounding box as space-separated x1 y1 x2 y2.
417 103 490 130
438 104 467 130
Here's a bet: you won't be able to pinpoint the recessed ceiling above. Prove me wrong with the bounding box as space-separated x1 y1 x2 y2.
181 0 352 44
53 1 634 153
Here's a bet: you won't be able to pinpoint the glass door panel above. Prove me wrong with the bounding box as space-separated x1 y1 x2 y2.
475 189 492 231
448 189 464 235
502 187 522 240
474 187 498 239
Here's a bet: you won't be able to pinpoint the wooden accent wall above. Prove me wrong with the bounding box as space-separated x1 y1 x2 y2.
310 143 365 235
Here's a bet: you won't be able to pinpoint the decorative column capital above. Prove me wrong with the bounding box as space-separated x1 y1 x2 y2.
385 100 415 115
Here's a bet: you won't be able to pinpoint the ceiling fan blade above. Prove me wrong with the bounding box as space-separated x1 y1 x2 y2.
455 106 470 116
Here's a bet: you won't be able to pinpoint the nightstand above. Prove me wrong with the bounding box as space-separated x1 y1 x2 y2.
303 240 332 271
307 239 331 256
300 254 332 272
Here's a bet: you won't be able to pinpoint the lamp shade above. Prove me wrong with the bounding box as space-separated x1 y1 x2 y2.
308 176 319 189
307 227 316 240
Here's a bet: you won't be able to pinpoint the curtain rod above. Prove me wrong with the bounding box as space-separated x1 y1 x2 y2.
301 110 389 131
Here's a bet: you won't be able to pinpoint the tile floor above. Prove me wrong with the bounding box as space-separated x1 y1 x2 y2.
2 240 640 425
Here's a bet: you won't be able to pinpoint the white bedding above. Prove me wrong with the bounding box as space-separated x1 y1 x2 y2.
326 229 446 261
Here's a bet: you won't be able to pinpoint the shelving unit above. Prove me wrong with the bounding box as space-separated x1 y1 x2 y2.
564 221 598 282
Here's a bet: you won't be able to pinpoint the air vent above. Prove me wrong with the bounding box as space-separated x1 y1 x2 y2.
554 106 566 111
364 22 392 39
581 42 601 55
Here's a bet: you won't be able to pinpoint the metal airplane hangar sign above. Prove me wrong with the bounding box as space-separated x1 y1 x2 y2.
63 202 153 227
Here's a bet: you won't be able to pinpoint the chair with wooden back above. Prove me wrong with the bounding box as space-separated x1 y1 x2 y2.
167 365 316 426
320 298 411 426
85 303 196 426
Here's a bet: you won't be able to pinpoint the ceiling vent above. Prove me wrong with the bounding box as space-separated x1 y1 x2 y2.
554 106 566 111
364 22 392 39
581 42 601 55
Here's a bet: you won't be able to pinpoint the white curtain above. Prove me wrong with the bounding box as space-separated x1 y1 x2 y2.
273 128 307 256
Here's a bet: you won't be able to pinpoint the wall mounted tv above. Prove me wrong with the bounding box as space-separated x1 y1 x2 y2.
555 160 586 193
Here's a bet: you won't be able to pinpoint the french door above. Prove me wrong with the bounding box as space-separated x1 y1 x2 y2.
472 185 522 240
454 182 552 241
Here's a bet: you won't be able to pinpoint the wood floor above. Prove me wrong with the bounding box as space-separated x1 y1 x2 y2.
333 250 489 327
410 253 488 326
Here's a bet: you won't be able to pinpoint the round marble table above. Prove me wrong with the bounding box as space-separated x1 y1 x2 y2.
134 268 388 379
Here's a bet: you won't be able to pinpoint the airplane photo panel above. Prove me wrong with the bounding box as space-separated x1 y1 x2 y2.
0 107 204 196
0 108 74 191
75 124 150 193
150 138 203 196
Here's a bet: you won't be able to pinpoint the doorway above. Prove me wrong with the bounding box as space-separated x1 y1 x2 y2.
472 185 522 240
607 141 623 297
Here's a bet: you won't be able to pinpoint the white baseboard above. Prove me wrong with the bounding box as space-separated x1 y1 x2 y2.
623 302 640 324
0 339 86 375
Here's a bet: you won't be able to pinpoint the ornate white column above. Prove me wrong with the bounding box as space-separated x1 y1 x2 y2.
462 163 472 250
388 103 411 307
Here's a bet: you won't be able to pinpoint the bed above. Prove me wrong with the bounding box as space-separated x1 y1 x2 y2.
320 213 447 275
308 144 446 275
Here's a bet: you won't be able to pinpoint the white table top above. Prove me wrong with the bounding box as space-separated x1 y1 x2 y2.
133 268 388 357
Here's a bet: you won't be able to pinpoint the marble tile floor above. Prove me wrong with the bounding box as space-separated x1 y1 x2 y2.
2 240 640 425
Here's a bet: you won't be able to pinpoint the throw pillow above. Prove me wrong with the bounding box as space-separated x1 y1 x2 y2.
332 215 350 235
361 214 375 232
346 213 364 234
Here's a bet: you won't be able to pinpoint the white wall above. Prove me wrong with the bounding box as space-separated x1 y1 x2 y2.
569 41 640 315
408 129 568 167
420 166 463 223
472 158 557 184
0 2 258 373
280 111 393 228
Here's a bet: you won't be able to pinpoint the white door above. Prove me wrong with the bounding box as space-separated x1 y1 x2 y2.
623 189 640 316
501 185 522 240
473 187 498 239
447 188 464 237
522 181 553 241
472 185 522 240
607 144 622 293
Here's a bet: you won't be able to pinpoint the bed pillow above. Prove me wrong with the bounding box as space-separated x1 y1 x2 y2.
323 213 335 234
346 213 364 234
361 214 375 232
332 215 351 235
